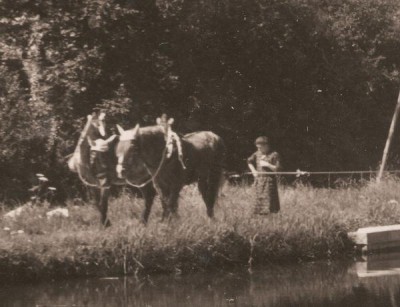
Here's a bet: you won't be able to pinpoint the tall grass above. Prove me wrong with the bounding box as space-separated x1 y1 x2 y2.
1 178 400 282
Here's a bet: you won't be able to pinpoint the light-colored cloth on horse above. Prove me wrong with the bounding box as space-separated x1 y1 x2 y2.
157 116 186 169
166 128 186 169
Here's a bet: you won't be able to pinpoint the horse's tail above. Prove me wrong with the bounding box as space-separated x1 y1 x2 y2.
214 135 227 197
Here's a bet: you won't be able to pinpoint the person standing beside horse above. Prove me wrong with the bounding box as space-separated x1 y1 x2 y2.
247 136 281 215
68 112 156 226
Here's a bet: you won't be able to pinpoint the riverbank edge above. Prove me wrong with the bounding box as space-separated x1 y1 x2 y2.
0 230 355 284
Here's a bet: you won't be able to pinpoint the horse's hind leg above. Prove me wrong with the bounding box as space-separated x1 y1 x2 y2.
161 198 170 221
198 178 212 217
168 188 181 217
140 184 156 224
198 180 214 218
154 180 182 221
153 182 171 221
160 189 181 221
199 169 223 218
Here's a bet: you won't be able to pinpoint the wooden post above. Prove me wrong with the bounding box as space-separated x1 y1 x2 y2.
377 90 400 183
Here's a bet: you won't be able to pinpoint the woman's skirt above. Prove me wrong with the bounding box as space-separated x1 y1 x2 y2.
254 175 280 214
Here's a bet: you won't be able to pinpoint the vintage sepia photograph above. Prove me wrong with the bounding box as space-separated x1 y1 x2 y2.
2 0 400 306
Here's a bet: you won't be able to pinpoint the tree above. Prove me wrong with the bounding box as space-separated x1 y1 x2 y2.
1 0 400 200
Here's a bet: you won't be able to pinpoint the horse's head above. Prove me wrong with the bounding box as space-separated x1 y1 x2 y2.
115 124 140 179
87 134 117 180
116 119 172 179
90 111 107 138
68 112 116 178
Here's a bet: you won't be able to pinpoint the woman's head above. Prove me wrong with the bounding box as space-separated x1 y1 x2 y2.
255 136 271 153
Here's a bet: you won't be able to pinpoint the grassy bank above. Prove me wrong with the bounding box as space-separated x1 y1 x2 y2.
1 179 400 282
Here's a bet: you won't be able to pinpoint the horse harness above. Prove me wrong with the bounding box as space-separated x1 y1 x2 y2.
125 128 186 188
83 128 186 189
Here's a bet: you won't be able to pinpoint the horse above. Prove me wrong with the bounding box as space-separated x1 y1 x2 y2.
115 122 226 220
67 112 156 226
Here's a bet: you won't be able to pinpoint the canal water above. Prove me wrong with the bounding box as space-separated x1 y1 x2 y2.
2 254 400 307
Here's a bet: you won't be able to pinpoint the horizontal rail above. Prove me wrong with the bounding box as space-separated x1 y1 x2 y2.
229 170 400 177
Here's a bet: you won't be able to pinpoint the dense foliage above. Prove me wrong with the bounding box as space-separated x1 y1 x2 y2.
1 0 400 200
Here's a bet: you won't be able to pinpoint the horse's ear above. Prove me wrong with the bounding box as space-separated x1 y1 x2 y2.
133 124 140 137
99 112 106 120
156 118 161 125
116 124 124 135
87 137 96 147
87 114 93 121
105 135 117 144
168 118 174 125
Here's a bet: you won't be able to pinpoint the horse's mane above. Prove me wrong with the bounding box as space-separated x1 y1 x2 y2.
138 125 165 135
182 131 201 139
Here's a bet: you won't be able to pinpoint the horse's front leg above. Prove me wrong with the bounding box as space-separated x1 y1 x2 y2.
168 186 182 217
98 187 111 227
155 181 182 221
140 184 156 224
153 181 170 221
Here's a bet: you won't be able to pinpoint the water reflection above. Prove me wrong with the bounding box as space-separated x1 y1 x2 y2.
2 260 400 306
354 252 400 278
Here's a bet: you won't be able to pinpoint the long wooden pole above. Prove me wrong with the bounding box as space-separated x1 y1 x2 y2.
377 89 400 183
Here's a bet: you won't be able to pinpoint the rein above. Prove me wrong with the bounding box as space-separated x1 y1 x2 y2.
125 146 168 188
72 116 103 189
76 125 183 189
77 161 102 188
76 139 167 190
73 116 115 190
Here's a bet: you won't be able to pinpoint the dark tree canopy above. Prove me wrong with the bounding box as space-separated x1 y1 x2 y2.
1 0 400 200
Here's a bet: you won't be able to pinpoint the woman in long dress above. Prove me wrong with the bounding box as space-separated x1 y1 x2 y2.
247 136 281 215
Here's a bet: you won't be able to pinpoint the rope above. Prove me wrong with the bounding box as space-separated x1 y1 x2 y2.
124 128 186 188
72 116 170 190
71 116 102 188
125 146 168 188
76 160 101 188
235 169 400 177
172 132 186 169
75 141 169 190
73 116 93 156
166 129 186 169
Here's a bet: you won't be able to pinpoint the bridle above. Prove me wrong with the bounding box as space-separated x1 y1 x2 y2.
119 132 170 188
77 142 113 189
71 113 116 189
125 146 168 188
77 159 101 188
74 118 182 189
71 116 101 188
